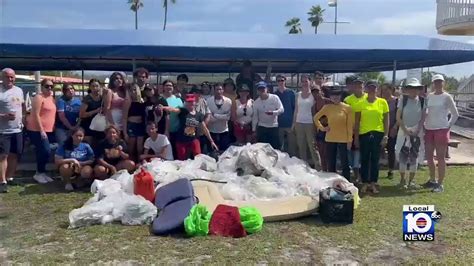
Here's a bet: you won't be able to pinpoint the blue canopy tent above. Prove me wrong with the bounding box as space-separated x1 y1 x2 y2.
1 27 474 73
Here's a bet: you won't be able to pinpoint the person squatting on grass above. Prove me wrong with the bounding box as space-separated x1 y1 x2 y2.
55 127 95 192
140 121 174 162
94 125 136 179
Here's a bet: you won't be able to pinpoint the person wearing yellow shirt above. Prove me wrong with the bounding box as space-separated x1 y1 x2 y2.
354 80 389 194
314 89 354 180
343 76 367 183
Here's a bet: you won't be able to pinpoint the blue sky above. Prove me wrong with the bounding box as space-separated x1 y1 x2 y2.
1 0 473 78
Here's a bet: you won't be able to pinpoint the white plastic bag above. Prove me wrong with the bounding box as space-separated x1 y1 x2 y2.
68 191 157 229
235 143 278 176
89 113 107 132
91 179 123 200
110 170 134 195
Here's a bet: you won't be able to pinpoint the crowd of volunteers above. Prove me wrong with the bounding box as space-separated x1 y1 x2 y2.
0 63 459 194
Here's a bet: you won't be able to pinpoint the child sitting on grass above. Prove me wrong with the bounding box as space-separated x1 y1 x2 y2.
140 121 174 162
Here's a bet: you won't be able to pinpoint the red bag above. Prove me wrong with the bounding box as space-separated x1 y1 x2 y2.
209 204 247 238
134 168 155 203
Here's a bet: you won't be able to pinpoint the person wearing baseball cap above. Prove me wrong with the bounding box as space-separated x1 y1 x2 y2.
313 88 354 180
252 81 284 149
355 80 389 194
236 60 263 99
161 94 217 160
343 76 366 183
423 73 459 193
394 78 425 190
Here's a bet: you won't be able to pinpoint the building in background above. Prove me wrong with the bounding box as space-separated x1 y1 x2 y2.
436 0 474 35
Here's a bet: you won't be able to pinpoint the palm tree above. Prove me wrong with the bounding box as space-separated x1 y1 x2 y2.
285 17 302 34
128 0 144 30
355 72 387 84
307 5 325 34
163 0 176 31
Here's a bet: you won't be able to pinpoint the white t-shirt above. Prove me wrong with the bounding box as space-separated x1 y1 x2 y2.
295 92 314 124
206 96 232 134
0 85 24 134
235 98 254 126
144 134 174 160
424 92 459 130
252 94 284 130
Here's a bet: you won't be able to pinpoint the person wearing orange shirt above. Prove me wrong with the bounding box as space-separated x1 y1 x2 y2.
314 89 354 180
26 79 57 184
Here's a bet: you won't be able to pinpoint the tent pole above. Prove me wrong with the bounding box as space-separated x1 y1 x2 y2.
82 70 85 97
132 59 136 72
34 71 41 93
296 73 300 88
392 60 397 86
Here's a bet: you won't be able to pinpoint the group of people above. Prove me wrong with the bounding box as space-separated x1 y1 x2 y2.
0 64 459 194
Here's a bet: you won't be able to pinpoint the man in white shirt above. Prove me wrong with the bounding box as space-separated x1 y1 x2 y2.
141 122 173 161
206 82 232 151
0 68 25 193
252 81 284 149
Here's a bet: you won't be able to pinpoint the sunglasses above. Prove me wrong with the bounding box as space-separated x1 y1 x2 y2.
43 85 53 89
277 79 285 82
243 107 247 116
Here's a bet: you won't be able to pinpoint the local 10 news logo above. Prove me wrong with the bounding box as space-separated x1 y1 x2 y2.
403 205 442 241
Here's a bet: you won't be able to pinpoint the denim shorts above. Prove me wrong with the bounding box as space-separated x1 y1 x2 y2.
127 122 146 137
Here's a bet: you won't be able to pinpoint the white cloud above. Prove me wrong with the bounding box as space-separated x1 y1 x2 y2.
373 10 437 35
249 23 264 33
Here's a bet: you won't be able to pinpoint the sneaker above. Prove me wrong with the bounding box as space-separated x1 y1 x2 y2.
33 173 48 184
41 174 54 183
422 180 437 189
408 182 421 190
387 172 394 180
6 178 23 186
64 183 74 192
432 184 444 193
0 183 7 193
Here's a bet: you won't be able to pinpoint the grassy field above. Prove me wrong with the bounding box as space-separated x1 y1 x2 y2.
1 167 473 264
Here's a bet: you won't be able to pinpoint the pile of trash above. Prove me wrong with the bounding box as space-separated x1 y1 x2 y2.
69 177 157 229
143 143 358 201
68 143 358 229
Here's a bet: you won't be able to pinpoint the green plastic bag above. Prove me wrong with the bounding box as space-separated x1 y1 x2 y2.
184 204 212 237
239 207 264 234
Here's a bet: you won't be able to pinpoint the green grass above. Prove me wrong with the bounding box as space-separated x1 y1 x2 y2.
1 167 474 264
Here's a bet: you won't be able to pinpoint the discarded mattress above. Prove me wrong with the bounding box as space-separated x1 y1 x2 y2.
192 180 318 222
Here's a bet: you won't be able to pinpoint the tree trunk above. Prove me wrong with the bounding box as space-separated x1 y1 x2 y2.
135 10 138 30
315 26 317 34
163 5 168 31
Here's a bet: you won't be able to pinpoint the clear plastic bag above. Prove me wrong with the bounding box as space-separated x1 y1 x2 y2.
68 191 157 229
110 170 134 195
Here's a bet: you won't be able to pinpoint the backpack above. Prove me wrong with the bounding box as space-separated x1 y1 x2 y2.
400 95 425 120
